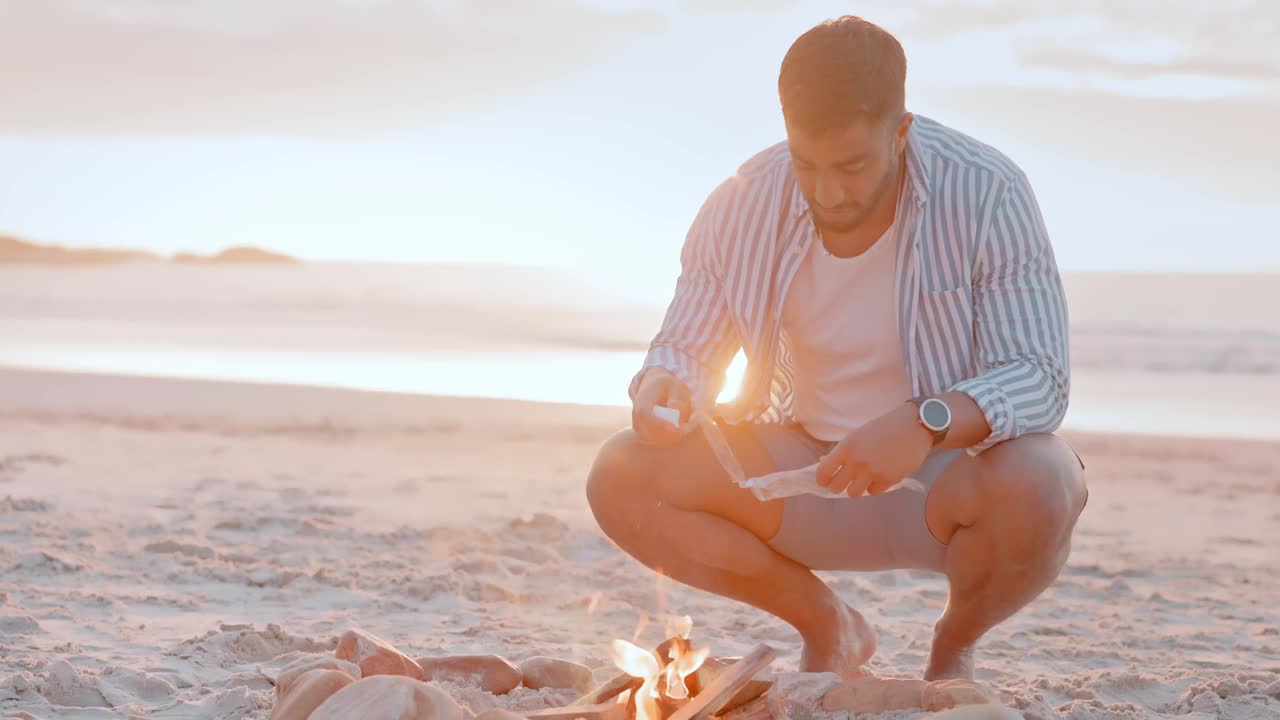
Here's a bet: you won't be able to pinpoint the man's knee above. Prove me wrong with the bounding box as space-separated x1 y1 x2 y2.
586 428 652 530
972 433 1087 545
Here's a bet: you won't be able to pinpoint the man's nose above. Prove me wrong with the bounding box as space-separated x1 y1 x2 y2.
815 174 845 208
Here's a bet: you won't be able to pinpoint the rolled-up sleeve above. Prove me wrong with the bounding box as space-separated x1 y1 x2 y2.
949 173 1071 456
628 185 741 410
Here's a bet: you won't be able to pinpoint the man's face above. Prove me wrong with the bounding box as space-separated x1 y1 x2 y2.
787 114 910 235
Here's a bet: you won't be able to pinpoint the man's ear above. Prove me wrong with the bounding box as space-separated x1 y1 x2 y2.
895 112 914 152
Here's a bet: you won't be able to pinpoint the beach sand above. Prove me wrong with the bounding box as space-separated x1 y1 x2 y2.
1 367 1277 719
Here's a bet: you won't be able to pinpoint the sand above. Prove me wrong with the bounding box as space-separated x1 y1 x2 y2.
0 367 1277 719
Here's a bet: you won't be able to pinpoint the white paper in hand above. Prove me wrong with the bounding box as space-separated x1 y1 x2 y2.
736 463 924 501
651 405 682 427
735 463 846 500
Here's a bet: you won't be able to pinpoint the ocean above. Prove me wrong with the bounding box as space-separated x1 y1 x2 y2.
2 262 1277 440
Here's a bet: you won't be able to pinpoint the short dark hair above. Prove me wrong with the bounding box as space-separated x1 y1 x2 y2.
778 16 907 133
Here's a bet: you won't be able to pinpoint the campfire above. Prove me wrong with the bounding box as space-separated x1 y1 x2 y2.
525 617 778 720
610 616 711 720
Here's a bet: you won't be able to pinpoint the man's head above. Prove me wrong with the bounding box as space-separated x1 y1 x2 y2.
779 16 912 235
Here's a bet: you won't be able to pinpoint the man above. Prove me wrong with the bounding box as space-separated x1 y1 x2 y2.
586 16 1088 681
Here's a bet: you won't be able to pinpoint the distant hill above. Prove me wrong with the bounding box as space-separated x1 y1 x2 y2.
172 246 297 265
0 235 297 266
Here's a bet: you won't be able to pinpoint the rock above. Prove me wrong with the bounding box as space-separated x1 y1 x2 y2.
336 629 424 680
275 654 361 697
822 676 927 713
416 655 522 695
519 657 593 693
922 679 1000 711
928 705 1021 720
474 709 527 720
689 657 774 713
269 669 356 720
310 675 465 720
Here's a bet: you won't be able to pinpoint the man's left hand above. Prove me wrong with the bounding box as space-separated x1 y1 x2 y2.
817 402 933 497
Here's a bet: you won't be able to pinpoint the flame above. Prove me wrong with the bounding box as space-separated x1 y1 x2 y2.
587 592 603 618
631 612 649 643
611 639 661 720
611 639 661 678
612 617 710 720
663 641 710 700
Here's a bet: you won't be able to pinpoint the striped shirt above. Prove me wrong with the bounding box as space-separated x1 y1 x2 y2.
629 114 1071 456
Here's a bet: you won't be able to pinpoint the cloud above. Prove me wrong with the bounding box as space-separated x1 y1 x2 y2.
680 0 799 10
898 0 1278 86
896 0 1053 36
1018 48 1279 82
930 84 1280 205
0 0 665 135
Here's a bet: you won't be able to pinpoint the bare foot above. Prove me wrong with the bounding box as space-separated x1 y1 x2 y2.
799 601 876 678
923 642 974 681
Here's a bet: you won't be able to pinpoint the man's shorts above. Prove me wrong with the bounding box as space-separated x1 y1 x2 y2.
736 422 1087 574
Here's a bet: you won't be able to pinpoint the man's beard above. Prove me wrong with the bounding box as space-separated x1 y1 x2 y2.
813 156 900 236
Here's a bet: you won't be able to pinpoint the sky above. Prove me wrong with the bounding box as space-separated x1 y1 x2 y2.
1 0 1277 304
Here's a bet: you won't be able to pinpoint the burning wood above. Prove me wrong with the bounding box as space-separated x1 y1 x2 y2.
686 658 772 714
610 635 711 720
574 673 643 707
574 635 685 708
665 645 776 720
715 695 785 720
535 617 776 720
598 618 705 720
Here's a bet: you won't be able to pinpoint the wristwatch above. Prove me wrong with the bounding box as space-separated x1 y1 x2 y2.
907 395 951 447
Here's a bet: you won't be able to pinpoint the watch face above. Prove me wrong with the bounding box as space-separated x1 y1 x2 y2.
921 398 951 430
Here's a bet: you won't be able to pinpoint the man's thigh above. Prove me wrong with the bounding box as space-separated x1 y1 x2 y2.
606 420 821 541
766 446 963 573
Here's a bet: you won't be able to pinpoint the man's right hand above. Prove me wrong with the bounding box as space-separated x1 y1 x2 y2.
631 368 696 446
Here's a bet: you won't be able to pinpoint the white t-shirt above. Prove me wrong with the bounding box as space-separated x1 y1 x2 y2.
781 220 912 442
